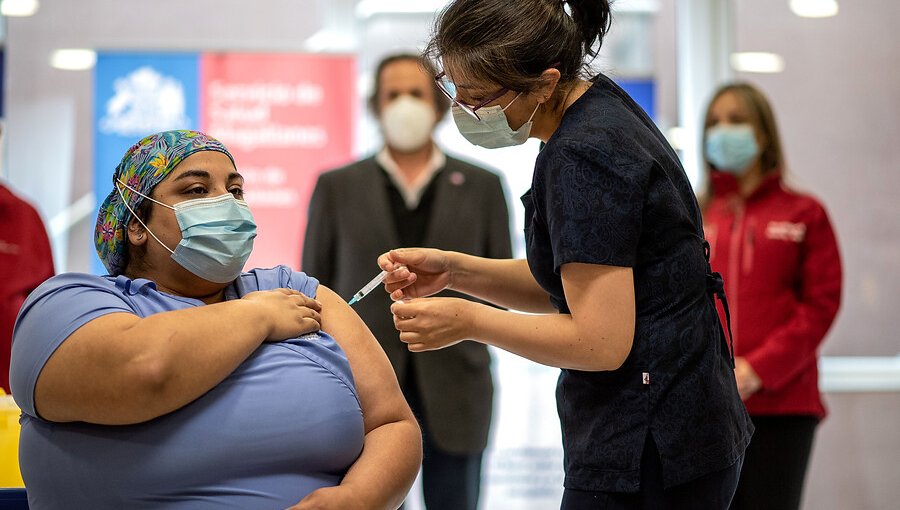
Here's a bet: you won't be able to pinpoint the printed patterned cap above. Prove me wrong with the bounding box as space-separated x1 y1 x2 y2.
94 130 234 275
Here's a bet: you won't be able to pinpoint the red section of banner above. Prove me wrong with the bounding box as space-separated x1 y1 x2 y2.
200 53 355 272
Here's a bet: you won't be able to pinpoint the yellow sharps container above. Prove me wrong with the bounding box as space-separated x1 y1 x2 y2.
0 390 24 487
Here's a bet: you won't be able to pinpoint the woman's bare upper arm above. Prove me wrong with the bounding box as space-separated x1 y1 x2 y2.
34 312 143 422
315 286 411 432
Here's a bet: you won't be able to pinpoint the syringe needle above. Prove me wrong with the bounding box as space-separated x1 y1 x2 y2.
347 270 389 306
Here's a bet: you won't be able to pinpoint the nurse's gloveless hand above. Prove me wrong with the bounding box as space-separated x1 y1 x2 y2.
391 297 474 352
378 248 452 301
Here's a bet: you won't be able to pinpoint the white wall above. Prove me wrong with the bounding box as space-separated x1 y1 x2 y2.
727 2 900 508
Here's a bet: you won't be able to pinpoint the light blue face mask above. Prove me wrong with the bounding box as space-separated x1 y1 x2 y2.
117 183 257 283
452 92 540 149
704 124 760 174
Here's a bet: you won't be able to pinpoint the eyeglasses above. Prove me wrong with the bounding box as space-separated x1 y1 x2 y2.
434 71 508 121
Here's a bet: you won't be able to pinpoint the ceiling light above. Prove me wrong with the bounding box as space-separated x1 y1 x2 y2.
613 0 661 13
356 0 448 18
790 0 839 18
730 52 785 73
50 49 97 71
1 0 39 17
303 30 356 53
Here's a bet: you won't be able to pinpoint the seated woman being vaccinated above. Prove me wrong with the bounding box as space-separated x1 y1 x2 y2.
10 130 420 510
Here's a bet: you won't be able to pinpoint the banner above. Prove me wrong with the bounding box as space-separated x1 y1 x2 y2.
93 53 200 274
93 52 355 274
201 54 355 270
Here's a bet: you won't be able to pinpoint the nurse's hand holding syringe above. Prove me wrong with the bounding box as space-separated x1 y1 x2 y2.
347 262 413 305
376 249 454 302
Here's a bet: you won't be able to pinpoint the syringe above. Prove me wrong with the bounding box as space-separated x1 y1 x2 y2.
347 270 389 306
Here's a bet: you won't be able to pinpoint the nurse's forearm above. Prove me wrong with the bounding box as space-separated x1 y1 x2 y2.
448 253 555 313
469 304 633 371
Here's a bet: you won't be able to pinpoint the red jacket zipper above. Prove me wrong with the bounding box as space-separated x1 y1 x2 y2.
727 201 744 353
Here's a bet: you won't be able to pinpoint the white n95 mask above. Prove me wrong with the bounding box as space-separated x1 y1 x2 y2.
117 182 257 283
452 93 539 149
381 95 437 152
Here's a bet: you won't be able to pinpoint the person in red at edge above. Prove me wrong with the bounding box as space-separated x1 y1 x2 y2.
701 82 842 510
0 181 54 393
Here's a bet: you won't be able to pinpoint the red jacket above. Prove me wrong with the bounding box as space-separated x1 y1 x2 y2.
704 171 841 419
1 184 55 393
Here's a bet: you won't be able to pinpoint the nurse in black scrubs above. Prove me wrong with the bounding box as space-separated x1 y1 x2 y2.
379 1 753 508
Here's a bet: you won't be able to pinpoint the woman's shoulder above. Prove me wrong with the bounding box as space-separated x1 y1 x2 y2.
552 76 664 159
26 273 120 303
240 266 320 298
538 134 653 186
39 271 115 286
563 76 645 125
769 179 833 220
778 180 825 202
17 273 135 328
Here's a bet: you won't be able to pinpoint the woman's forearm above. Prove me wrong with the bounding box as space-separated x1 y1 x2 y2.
339 418 422 509
36 300 270 425
448 254 555 313
121 300 272 415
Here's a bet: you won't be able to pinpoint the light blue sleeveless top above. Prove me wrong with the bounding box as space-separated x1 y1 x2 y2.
10 266 365 510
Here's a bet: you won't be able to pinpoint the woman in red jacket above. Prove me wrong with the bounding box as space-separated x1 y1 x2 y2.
701 83 842 510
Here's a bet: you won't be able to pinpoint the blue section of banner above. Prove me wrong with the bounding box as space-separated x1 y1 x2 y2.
617 78 656 121
92 53 199 274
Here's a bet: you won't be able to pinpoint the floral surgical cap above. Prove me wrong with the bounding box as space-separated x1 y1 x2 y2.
94 130 234 275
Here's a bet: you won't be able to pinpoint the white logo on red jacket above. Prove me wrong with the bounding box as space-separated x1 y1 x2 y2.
765 221 806 242
0 239 21 255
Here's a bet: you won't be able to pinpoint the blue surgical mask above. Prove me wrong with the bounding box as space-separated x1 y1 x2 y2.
704 124 760 174
117 183 257 283
452 92 539 149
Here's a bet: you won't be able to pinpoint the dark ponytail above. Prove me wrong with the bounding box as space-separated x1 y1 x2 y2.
567 0 612 59
424 0 613 96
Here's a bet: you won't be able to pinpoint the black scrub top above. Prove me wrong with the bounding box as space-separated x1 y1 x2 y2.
523 74 753 493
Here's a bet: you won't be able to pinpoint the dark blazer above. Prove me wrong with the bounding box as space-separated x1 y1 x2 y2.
302 153 512 454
